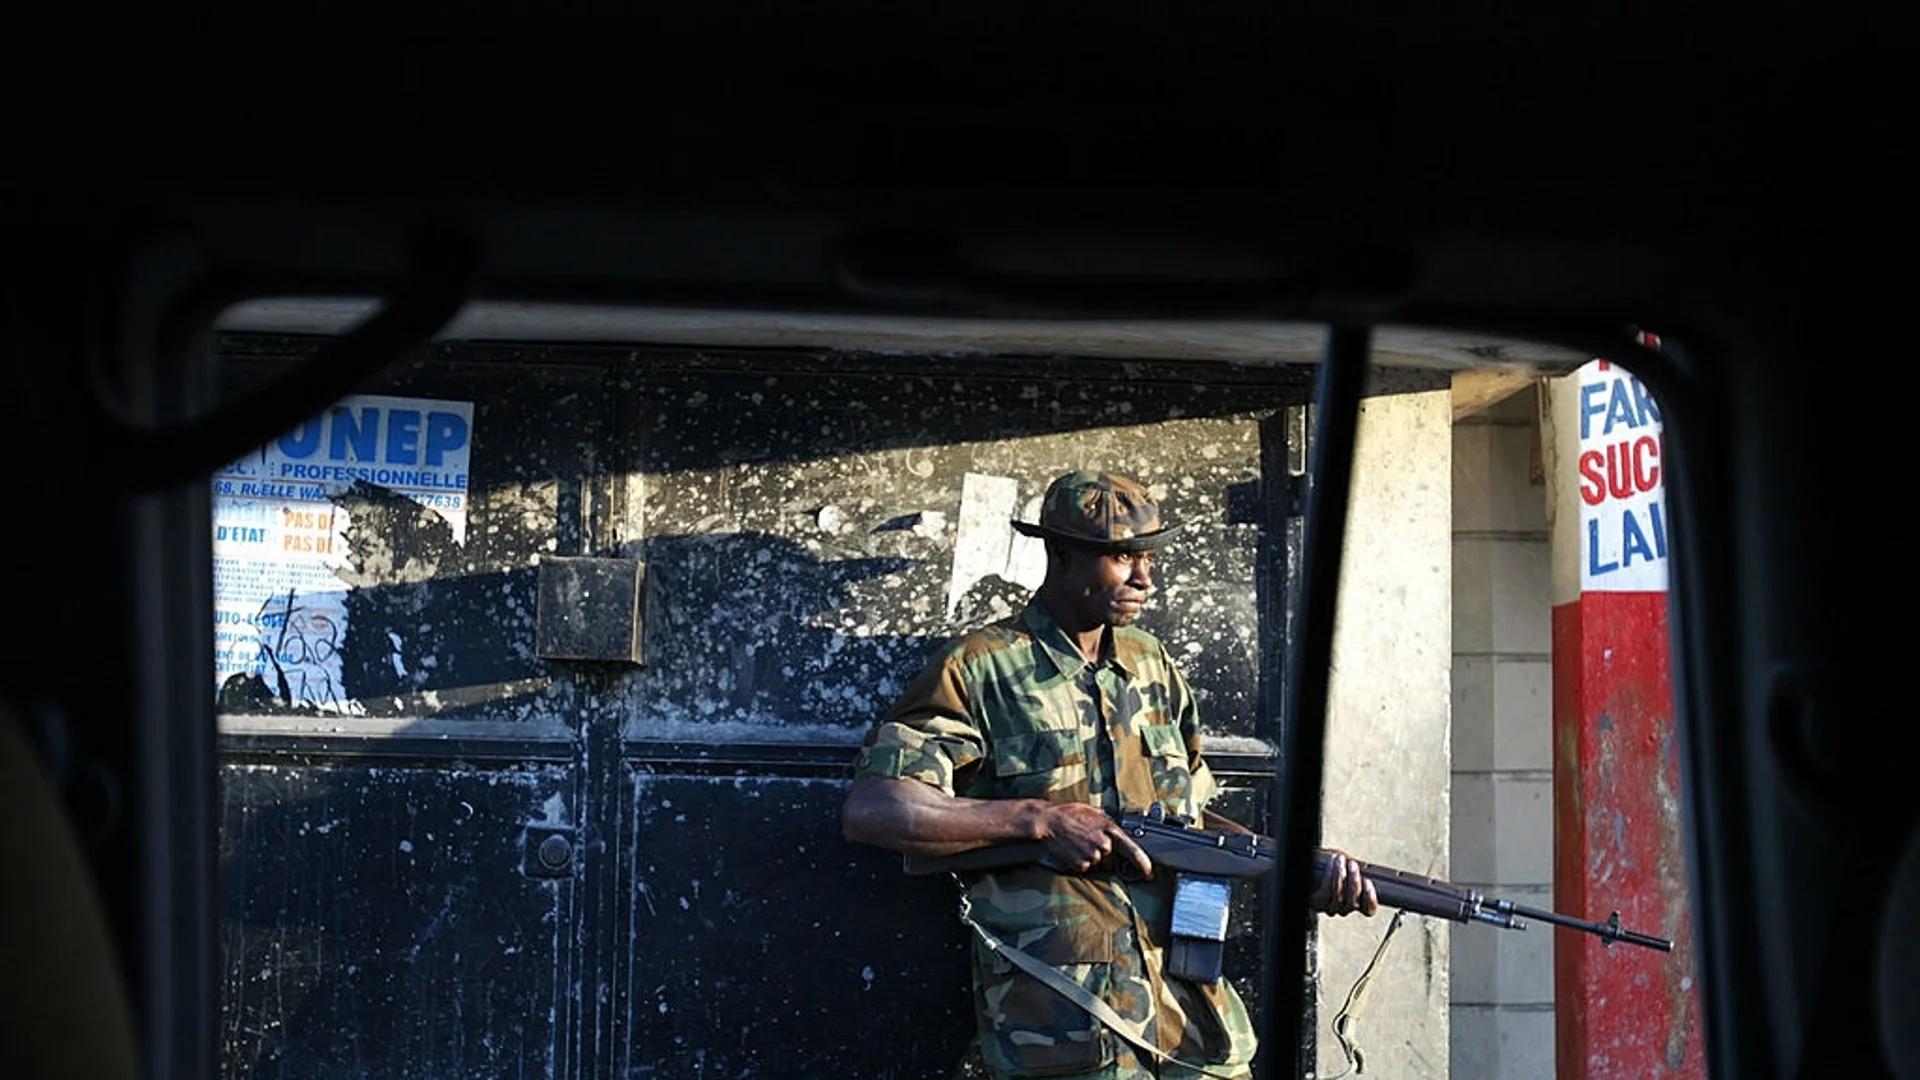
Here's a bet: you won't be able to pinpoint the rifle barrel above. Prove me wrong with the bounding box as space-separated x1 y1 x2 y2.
1503 902 1674 952
899 811 1674 952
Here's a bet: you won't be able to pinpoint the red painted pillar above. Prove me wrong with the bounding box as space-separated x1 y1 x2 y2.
1545 359 1706 1079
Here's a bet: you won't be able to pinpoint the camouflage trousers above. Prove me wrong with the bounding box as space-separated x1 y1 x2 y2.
1019 1048 1252 1080
959 1038 1252 1080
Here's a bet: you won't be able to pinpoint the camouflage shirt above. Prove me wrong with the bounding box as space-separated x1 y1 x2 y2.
853 599 1258 1079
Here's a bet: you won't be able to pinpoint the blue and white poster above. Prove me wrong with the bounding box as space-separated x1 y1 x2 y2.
211 393 475 710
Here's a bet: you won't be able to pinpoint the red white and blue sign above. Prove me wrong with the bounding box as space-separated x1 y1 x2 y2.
1576 361 1667 593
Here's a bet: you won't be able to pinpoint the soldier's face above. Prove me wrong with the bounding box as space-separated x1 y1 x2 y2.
1058 546 1157 627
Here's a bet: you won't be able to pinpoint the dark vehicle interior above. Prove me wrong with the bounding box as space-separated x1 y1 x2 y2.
1 10 1910 1079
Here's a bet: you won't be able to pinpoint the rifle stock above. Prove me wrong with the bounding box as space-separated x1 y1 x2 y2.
900 805 1672 953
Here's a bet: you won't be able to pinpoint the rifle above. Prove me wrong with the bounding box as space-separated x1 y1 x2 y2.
903 803 1672 956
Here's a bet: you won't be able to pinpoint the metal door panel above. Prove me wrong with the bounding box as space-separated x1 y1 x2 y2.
620 771 973 1078
219 761 576 1079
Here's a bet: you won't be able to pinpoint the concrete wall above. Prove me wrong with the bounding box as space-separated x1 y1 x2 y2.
1316 388 1454 1079
1449 387 1556 1080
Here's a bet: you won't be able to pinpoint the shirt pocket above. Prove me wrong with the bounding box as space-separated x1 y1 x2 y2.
1139 722 1196 811
992 728 1089 801
972 921 1118 1077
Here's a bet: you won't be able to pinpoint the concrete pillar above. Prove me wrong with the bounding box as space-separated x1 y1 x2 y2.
1541 360 1705 1079
1449 388 1557 1080
1316 388 1452 1079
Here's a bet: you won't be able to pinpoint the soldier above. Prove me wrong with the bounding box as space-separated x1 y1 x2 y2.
842 470 1377 1080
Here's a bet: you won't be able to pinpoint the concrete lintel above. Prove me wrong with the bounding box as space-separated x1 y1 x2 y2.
218 298 1591 373
1452 369 1540 422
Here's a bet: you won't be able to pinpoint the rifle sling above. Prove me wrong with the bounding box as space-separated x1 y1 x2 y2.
1324 908 1407 1079
957 898 1246 1080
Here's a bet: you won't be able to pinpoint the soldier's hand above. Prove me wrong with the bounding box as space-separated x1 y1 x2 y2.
1311 849 1379 916
1036 803 1153 879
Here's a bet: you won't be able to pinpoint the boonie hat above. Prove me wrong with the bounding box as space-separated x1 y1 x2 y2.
1011 471 1181 552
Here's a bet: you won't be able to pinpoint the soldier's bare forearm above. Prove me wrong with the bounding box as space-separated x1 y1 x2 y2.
841 776 1049 855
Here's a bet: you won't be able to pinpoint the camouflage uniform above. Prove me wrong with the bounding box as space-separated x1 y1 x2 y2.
853 598 1259 1079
